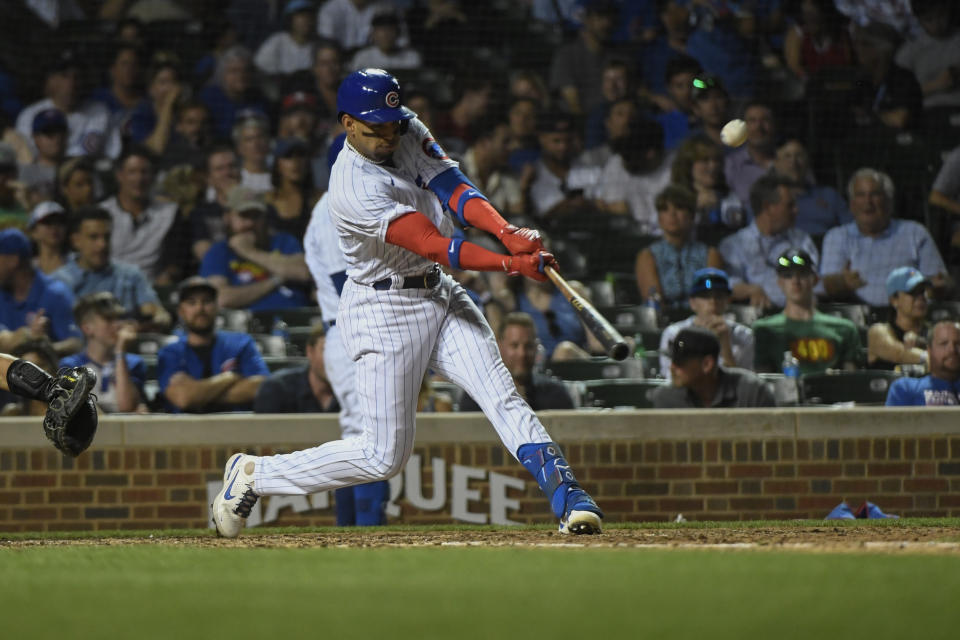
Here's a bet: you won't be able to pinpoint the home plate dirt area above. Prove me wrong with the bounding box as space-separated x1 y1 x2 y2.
4 525 960 553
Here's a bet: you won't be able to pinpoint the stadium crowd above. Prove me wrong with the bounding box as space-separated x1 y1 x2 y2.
0 0 959 414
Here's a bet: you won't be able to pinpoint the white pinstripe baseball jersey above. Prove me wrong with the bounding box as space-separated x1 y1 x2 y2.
304 192 346 322
328 117 458 284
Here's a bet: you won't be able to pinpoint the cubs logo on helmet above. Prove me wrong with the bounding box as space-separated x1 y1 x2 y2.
337 68 416 124
385 91 400 108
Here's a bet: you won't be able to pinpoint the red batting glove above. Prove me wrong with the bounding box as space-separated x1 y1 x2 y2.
502 251 556 282
498 224 545 256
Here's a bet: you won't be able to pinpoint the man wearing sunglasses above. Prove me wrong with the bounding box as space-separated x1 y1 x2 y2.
652 325 774 408
753 248 861 375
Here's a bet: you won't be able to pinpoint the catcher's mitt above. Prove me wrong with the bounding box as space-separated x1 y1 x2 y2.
43 367 99 457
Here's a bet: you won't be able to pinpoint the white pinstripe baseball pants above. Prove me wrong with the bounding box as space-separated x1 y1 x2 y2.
255 271 552 495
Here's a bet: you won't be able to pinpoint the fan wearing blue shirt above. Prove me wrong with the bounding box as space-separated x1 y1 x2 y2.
200 185 311 312
0 228 81 356
158 277 269 413
886 321 960 407
60 292 146 413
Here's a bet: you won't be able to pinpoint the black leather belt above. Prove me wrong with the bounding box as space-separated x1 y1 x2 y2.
372 266 441 290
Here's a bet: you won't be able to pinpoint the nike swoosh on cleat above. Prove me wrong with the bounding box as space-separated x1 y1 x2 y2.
223 470 240 500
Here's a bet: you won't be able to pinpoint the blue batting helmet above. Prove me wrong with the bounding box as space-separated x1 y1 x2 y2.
336 68 416 124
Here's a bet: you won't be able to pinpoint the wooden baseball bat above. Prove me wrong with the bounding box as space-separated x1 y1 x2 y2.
544 266 630 361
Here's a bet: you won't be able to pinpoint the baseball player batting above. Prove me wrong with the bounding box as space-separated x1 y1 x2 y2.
303 181 389 526
212 68 603 537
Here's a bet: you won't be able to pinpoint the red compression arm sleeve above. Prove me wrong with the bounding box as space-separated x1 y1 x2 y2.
385 211 511 272
448 184 509 235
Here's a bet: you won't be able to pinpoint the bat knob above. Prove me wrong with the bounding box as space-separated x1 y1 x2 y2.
609 342 630 361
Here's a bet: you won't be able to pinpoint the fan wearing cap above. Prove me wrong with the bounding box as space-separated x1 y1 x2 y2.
14 50 121 159
689 74 731 148
264 137 320 239
658 268 754 380
254 0 317 77
199 185 311 312
718 173 819 308
885 320 960 406
0 228 81 356
158 276 269 413
867 266 931 371
349 10 422 72
60 292 147 414
753 248 861 375
27 201 68 275
50 206 171 331
529 110 602 219
18 109 67 194
652 326 775 408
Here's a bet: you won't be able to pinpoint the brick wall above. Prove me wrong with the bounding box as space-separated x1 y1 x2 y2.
0 411 959 532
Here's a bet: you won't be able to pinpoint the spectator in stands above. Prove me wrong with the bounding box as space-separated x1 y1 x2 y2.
158 276 269 413
158 100 212 169
254 323 336 413
885 320 960 406
783 0 853 81
684 0 761 99
636 184 723 306
719 173 819 308
200 186 311 312
199 46 270 140
529 111 600 220
0 338 59 417
689 74 731 147
254 0 317 77
509 69 550 105
90 44 143 136
432 75 494 155
405 90 435 130
61 292 147 414
577 97 638 170
277 92 318 141
753 248 861 374
506 97 541 174
349 10 422 72
0 228 80 355
15 50 121 160
598 118 673 235
929 143 960 251
459 312 574 411
53 206 171 330
287 40 342 139
19 109 67 197
191 144 240 261
584 58 632 150
670 134 745 244
659 268 755 380
724 101 778 209
867 267 931 370
265 137 319 239
639 1 694 99
234 114 272 193
651 55 703 151
27 201 68 275
317 0 406 51
132 53 184 150
549 0 619 115
652 326 775 408
460 118 525 217
895 1 960 112
849 21 923 131
0 143 26 228
100 147 188 284
55 157 96 214
820 168 948 307
771 138 851 237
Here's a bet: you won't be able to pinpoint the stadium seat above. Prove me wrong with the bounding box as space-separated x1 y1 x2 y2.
800 370 902 406
819 303 868 328
546 357 644 381
726 304 761 327
264 356 307 373
928 301 960 323
599 305 658 334
250 308 324 333
582 379 668 409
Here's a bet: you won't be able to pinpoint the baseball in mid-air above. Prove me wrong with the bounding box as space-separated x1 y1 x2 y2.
721 119 747 147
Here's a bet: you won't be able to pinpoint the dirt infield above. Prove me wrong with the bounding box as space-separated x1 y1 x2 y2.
4 525 960 553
